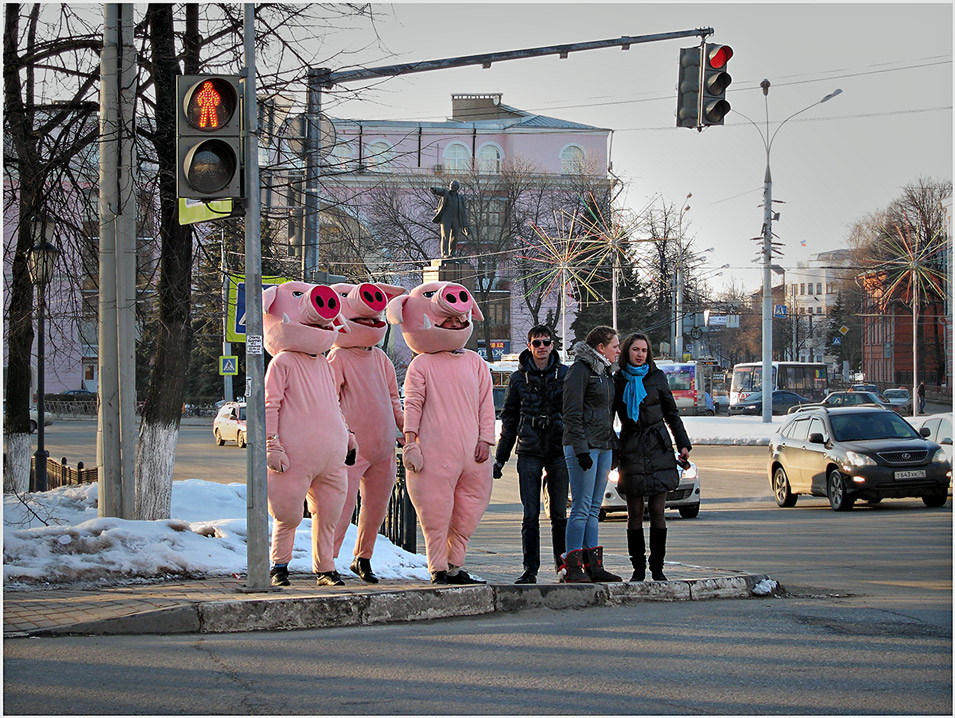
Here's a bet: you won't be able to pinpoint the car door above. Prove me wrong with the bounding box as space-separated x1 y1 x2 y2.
802 416 831 494
782 417 812 491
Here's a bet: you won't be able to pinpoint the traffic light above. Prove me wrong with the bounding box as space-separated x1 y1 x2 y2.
702 44 733 126
176 75 243 200
676 46 702 128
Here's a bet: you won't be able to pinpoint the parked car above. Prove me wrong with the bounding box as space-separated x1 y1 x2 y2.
63 389 95 398
768 406 951 511
598 453 701 520
729 390 811 416
849 383 880 395
911 412 953 495
882 388 913 414
28 410 53 433
213 402 247 448
788 390 892 413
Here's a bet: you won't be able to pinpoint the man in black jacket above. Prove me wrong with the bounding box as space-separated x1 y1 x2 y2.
494 326 569 583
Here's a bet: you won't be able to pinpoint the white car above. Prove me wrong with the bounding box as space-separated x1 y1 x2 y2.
912 412 952 493
882 388 913 414
599 455 701 520
213 402 247 447
28 410 53 433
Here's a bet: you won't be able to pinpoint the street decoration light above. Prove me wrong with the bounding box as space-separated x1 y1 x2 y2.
736 81 842 422
28 218 60 492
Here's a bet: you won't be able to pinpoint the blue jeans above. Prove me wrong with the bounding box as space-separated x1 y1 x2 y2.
517 453 569 573
563 445 613 553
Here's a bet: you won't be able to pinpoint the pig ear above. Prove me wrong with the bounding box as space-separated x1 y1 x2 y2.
386 295 409 325
469 300 484 323
262 285 279 315
376 283 407 302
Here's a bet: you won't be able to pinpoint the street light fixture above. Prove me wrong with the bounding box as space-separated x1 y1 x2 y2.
737 81 842 422
28 218 60 492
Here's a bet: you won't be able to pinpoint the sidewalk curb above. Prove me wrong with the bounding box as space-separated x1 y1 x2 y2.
21 573 777 637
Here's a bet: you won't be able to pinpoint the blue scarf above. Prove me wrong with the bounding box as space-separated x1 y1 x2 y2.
622 363 650 422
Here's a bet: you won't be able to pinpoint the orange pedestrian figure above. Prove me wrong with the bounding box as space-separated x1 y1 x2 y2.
196 81 220 129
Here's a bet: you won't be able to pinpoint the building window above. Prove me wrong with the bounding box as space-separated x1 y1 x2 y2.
328 141 352 172
366 141 392 172
816 306 823 314
559 144 586 174
444 143 470 172
807 283 814 295
800 283 805 295
476 143 503 174
816 282 822 295
827 283 834 294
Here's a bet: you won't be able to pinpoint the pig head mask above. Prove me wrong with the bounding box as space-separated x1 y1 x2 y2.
262 281 346 356
386 281 484 354
331 282 406 349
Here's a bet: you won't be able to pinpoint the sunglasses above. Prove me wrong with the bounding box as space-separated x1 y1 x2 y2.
531 339 552 348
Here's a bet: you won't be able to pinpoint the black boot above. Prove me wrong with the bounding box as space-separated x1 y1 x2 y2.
559 549 591 583
648 527 668 581
315 570 345 587
430 570 448 585
350 557 379 584
582 546 622 582
627 529 646 582
269 565 290 587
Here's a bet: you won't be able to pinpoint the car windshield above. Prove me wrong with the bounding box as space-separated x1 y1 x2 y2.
830 412 920 442
884 389 908 399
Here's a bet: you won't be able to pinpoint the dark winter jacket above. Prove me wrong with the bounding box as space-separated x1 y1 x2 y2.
613 366 692 496
563 341 618 455
495 349 568 461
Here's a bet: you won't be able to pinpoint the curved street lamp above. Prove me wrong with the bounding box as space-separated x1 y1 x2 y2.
28 218 60 492
736 82 842 421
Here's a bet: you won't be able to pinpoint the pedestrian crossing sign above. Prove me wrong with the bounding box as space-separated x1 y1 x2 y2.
219 356 239 376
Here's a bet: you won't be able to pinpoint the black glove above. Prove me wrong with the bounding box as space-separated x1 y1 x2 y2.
345 448 356 466
577 453 593 471
492 461 504 480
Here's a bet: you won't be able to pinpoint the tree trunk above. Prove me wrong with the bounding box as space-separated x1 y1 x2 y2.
134 4 197 519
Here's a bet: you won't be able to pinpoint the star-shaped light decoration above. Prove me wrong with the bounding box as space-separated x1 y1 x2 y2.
872 217 947 311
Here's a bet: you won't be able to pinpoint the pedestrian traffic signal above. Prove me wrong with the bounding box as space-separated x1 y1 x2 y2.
702 44 733 126
176 75 243 200
676 46 702 128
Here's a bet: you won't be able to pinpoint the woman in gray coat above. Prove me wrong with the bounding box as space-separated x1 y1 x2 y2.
613 333 691 581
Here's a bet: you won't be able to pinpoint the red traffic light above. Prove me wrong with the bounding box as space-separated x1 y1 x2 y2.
707 45 733 69
182 78 238 132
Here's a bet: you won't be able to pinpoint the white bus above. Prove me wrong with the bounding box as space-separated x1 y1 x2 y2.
656 361 716 416
730 361 828 405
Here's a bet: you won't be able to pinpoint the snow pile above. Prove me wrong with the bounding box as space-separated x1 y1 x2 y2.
3 479 429 588
751 578 780 596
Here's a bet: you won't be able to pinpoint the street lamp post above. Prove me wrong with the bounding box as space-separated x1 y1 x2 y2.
28 219 60 492
738 80 842 422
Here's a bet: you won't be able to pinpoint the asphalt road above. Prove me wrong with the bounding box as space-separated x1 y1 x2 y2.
4 418 951 714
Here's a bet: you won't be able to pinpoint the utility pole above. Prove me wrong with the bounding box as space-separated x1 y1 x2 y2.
221 232 233 403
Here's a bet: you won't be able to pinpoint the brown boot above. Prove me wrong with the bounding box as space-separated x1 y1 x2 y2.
559 549 591 583
582 546 622 582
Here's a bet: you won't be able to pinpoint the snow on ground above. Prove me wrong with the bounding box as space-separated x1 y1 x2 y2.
3 416 778 588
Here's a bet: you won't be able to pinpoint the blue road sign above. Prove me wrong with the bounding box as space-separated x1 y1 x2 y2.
774 304 787 318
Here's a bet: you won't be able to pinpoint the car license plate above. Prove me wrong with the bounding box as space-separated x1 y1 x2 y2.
894 469 926 480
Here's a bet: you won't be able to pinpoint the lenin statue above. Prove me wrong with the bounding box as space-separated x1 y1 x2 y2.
431 180 470 259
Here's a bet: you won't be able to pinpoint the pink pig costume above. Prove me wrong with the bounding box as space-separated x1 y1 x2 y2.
262 281 357 588
386 281 496 584
328 282 407 584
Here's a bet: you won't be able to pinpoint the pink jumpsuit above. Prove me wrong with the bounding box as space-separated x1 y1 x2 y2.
403 350 496 573
265 351 349 573
329 345 403 559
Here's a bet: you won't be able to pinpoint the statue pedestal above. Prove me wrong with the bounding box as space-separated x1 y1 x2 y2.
423 259 479 352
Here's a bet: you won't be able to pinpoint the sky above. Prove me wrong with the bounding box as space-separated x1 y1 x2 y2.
311 1 953 294
2 415 790 587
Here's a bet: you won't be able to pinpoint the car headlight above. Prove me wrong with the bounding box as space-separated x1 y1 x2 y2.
680 463 698 480
931 449 950 464
607 469 619 483
845 451 876 467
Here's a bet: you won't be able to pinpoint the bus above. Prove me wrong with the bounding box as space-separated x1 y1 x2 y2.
730 361 828 405
656 361 717 416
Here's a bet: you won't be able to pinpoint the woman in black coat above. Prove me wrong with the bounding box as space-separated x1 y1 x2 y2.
613 333 691 581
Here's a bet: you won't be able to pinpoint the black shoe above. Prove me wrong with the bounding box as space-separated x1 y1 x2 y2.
431 570 448 585
629 566 646 582
650 569 668 582
350 557 379 584
446 569 486 585
315 570 345 587
269 565 290 587
515 570 537 584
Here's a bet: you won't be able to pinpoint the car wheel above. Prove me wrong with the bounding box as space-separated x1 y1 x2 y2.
679 503 700 519
827 469 854 511
772 466 798 507
237 431 247 449
214 430 224 447
922 492 947 508
29 419 37 433
597 508 607 522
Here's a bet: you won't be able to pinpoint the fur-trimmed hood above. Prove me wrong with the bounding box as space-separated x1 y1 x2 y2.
571 341 612 376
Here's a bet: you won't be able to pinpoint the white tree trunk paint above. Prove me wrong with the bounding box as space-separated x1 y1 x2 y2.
134 421 177 520
4 433 32 493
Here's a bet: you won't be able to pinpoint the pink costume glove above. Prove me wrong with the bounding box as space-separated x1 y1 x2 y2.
403 442 424 473
266 436 290 473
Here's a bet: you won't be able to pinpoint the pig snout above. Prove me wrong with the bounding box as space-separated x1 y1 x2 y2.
349 283 387 317
433 283 474 317
301 284 341 324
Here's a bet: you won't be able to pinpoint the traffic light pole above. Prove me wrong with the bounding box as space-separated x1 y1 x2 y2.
242 3 270 591
302 28 713 273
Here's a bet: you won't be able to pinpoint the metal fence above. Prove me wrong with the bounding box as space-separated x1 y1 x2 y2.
30 456 98 491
